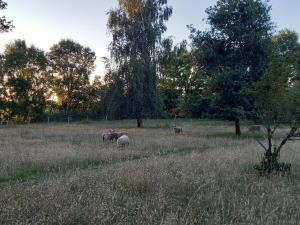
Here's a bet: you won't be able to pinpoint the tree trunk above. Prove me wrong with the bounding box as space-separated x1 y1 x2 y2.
235 118 241 136
137 117 143 128
267 126 272 154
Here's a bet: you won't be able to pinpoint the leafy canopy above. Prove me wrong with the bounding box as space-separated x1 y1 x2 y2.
48 39 96 114
107 0 172 126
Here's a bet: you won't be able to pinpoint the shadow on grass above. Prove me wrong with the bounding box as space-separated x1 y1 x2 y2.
0 155 145 185
0 146 210 186
202 132 265 139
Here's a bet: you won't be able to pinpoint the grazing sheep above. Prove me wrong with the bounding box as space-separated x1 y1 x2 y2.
110 132 128 141
248 125 262 133
102 133 113 142
115 132 128 138
102 131 128 142
102 133 107 141
173 126 183 134
117 135 130 147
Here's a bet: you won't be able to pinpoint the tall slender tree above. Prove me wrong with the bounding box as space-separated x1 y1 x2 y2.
107 0 172 127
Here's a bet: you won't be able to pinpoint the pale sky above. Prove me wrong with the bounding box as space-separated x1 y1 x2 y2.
0 0 300 78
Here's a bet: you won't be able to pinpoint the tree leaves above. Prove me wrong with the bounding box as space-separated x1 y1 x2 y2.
0 0 13 33
47 39 96 114
107 0 172 125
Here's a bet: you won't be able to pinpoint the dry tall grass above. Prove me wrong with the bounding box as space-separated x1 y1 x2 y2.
0 120 299 225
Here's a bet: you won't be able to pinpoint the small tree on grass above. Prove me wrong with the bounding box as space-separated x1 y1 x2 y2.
252 76 300 174
251 30 300 174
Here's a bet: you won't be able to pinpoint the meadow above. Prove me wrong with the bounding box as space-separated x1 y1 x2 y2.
0 119 300 225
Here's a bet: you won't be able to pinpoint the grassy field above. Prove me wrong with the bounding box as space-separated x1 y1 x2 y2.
0 119 300 225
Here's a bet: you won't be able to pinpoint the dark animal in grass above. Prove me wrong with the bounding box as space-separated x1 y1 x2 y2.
102 133 113 141
102 131 128 142
173 126 183 134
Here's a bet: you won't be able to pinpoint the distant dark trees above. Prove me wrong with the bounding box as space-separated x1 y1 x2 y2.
0 40 48 121
48 39 96 116
0 39 100 122
158 39 202 118
0 0 300 128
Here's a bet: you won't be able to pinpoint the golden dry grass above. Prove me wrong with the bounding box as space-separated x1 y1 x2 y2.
0 120 299 225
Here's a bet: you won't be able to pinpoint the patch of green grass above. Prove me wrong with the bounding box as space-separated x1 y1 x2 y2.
0 157 138 185
0 146 210 185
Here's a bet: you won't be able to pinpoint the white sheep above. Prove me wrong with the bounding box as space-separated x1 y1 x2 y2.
117 135 130 147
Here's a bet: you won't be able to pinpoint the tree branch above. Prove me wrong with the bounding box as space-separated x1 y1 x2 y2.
270 123 279 136
275 125 299 155
255 138 267 151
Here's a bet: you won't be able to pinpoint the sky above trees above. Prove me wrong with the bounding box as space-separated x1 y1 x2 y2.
0 0 299 78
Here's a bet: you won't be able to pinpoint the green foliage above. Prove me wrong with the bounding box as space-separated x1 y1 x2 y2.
189 0 273 134
251 29 300 174
158 39 210 117
85 76 103 115
107 0 172 126
48 39 96 115
160 88 180 115
252 29 300 125
1 40 49 121
100 58 128 119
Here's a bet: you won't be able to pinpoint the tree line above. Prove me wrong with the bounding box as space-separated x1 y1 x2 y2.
1 0 300 173
1 0 300 133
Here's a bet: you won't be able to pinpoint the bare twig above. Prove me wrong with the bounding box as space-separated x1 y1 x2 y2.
255 138 267 151
275 125 299 155
270 123 279 136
